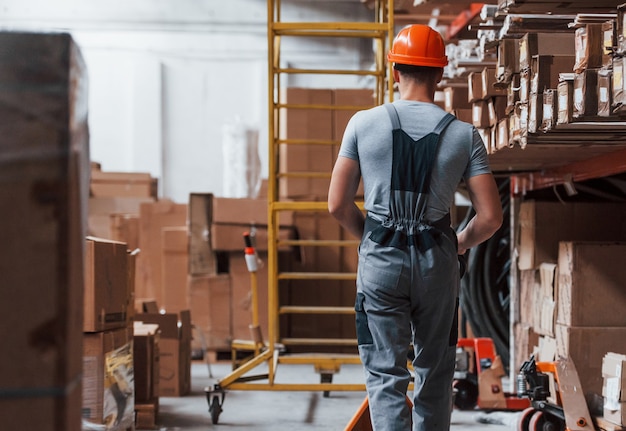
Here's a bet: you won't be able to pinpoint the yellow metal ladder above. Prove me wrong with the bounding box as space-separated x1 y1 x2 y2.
206 0 394 424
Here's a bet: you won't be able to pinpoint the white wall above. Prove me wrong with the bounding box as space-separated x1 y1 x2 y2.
0 0 375 203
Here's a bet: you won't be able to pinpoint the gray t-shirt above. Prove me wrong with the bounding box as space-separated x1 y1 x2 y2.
338 99 491 222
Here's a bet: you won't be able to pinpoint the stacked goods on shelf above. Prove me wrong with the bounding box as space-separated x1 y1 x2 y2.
468 67 507 154
0 31 88 431
514 200 626 405
602 352 626 426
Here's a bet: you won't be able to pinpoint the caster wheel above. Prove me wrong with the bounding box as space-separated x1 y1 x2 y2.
528 410 564 431
209 396 222 424
517 407 537 431
453 379 478 410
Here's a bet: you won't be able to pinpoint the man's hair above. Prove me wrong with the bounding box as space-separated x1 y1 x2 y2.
393 63 441 87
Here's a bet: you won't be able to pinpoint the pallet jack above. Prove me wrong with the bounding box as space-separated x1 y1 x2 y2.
515 355 594 431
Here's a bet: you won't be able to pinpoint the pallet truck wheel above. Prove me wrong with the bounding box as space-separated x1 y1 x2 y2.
209 396 222 424
452 379 478 410
528 410 563 431
517 407 537 431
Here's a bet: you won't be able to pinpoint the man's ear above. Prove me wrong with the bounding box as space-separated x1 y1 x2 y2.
393 68 400 83
436 68 444 84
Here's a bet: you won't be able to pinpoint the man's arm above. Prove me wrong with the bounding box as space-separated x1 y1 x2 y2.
456 173 503 255
328 156 364 239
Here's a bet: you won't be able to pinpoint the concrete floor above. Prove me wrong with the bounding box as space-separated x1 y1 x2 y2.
142 358 521 430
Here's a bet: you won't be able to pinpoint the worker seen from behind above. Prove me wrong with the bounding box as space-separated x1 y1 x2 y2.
328 24 503 430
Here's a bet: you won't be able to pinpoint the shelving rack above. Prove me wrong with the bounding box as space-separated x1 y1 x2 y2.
205 1 395 423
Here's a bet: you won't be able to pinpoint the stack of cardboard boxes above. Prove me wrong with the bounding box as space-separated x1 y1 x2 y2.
514 200 626 406
603 352 626 427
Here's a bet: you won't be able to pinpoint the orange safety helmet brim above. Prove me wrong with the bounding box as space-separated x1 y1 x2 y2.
387 24 448 68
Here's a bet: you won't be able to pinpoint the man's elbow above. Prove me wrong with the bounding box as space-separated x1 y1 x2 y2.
487 210 504 235
328 201 344 221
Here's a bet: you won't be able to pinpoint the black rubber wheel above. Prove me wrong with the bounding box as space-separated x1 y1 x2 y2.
528 410 564 431
452 379 478 410
209 396 222 425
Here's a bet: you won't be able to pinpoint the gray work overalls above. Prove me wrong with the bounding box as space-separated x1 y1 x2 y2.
355 104 460 431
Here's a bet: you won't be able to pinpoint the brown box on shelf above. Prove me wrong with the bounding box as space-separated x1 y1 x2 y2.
617 3 626 55
519 68 530 103
0 31 88 431
472 100 490 128
135 310 192 397
477 127 492 154
528 92 542 134
82 327 134 429
517 201 626 270
133 322 160 403
488 96 507 127
518 32 576 71
555 325 626 402
613 56 626 113
496 38 520 84
603 20 616 68
212 196 293 226
506 74 521 114
496 118 509 151
453 108 473 123
574 24 605 73
90 170 158 199
468 71 484 102
557 242 626 327
541 89 557 132
481 67 507 99
88 196 155 239
84 236 132 332
188 274 232 351
444 86 471 111
574 68 599 118
557 79 574 125
531 55 576 96
598 68 613 116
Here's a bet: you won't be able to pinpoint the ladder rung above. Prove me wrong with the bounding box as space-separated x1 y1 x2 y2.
281 337 358 346
278 239 359 247
278 272 357 281
277 67 384 77
277 138 338 146
278 354 362 365
280 306 355 315
270 201 365 211
277 103 374 111
278 171 331 179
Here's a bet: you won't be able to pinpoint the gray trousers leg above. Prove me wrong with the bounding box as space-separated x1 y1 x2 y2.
356 233 459 431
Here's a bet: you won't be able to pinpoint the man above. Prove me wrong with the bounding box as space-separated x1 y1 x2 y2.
328 24 503 430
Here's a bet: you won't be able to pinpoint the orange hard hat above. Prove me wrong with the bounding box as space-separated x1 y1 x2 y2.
387 24 448 68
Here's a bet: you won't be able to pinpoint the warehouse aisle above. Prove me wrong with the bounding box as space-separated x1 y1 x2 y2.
144 360 518 430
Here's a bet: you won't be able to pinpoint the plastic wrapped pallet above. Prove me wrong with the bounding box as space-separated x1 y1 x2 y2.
613 56 626 113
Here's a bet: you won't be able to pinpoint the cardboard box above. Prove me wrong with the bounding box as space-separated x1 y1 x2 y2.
211 223 296 252
472 100 490 128
614 56 626 114
534 263 557 336
212 197 293 226
110 213 140 251
88 196 155 239
488 96 507 127
188 193 217 276
161 227 189 312
468 71 483 102
135 200 187 304
557 79 575 125
82 327 134 430
497 38 520 84
541 89 557 132
188 274 232 350
557 242 626 327
133 322 160 403
496 118 509 151
603 352 626 381
84 236 132 332
604 402 626 426
531 55 576 96
517 201 626 270
574 24 605 73
481 67 507 99
444 86 471 111
598 68 613 117
453 108 473 123
574 68 599 118
603 20 616 68
555 325 626 401
135 311 192 397
90 170 157 199
0 31 88 431
518 32 576 70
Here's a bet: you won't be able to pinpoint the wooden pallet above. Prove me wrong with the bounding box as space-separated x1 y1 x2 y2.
135 398 159 430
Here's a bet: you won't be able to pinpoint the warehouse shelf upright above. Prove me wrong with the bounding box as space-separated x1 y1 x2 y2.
205 0 395 424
